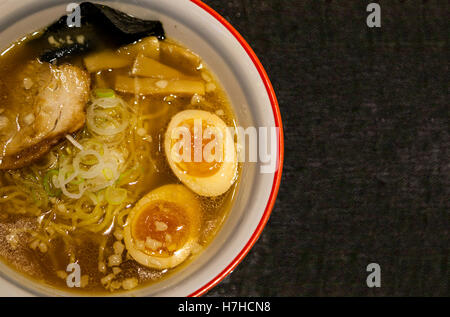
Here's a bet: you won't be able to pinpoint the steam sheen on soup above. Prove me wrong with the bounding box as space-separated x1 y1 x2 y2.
0 3 239 294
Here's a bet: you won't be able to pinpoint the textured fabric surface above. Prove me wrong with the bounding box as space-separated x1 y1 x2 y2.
202 0 448 297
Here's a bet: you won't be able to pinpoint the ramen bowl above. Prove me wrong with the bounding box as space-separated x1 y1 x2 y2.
0 0 283 297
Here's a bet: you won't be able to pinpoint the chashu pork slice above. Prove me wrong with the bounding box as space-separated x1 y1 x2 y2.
0 61 90 169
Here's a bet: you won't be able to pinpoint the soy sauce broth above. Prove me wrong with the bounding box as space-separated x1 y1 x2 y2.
0 30 240 294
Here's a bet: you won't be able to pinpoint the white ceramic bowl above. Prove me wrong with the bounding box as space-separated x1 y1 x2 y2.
0 0 283 297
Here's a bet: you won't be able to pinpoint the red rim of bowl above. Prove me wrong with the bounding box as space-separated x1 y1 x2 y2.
188 0 284 297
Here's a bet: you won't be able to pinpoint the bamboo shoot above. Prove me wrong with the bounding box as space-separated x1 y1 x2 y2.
115 76 205 96
160 42 202 74
132 54 185 79
84 50 132 73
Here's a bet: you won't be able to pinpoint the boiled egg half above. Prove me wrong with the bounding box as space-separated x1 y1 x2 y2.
124 184 202 270
164 110 237 197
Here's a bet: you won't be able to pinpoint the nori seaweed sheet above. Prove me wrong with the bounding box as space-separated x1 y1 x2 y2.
32 2 165 63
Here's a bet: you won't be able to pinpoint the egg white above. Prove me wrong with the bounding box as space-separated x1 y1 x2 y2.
124 184 201 270
164 110 238 197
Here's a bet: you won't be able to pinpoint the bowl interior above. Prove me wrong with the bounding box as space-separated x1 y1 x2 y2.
0 0 278 297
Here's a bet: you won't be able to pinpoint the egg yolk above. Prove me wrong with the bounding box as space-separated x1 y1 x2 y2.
132 200 190 257
173 119 223 177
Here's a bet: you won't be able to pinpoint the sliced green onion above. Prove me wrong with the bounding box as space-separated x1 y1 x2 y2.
65 134 84 151
116 165 141 186
86 101 129 136
80 154 99 166
102 168 114 181
69 176 85 185
81 139 105 156
43 170 62 197
105 187 127 205
94 88 115 98
117 169 132 184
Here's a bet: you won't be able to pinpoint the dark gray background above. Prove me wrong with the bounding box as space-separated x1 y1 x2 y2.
202 0 448 297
